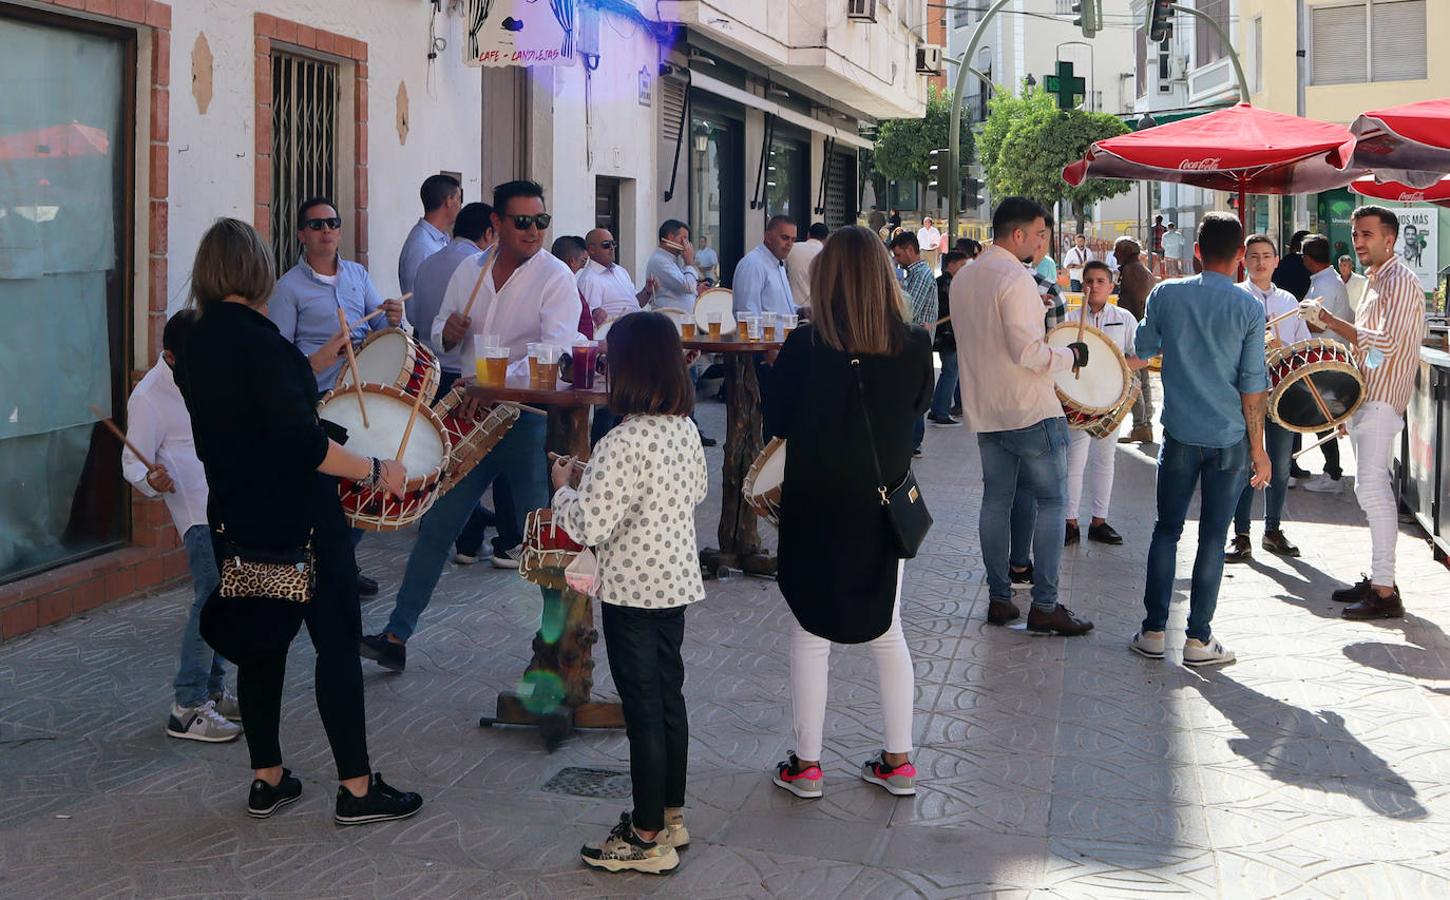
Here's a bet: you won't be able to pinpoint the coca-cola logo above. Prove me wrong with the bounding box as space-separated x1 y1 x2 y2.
1178 158 1222 171
1398 191 1426 202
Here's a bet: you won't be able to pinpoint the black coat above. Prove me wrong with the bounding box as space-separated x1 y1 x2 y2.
763 322 933 643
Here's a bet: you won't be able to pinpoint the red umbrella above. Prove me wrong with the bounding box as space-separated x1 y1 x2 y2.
1062 103 1358 221
1350 173 1450 210
1351 98 1450 189
0 122 110 161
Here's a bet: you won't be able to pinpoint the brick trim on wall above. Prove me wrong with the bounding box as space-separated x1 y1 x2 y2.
0 0 179 644
252 14 369 266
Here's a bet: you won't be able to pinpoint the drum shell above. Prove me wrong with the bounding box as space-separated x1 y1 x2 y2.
742 437 786 527
431 383 521 493
1266 338 1366 434
519 508 583 588
338 327 441 401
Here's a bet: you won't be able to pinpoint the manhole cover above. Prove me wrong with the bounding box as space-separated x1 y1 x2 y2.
540 766 633 799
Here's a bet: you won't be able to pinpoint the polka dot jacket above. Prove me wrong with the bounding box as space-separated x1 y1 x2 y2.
551 414 709 609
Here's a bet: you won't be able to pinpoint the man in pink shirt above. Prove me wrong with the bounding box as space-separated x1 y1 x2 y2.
952 197 1092 636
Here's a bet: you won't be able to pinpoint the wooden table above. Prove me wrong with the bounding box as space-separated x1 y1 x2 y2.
685 337 783 579
465 375 622 749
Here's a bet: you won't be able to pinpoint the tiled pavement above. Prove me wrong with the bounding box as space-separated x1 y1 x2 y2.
5 390 1450 898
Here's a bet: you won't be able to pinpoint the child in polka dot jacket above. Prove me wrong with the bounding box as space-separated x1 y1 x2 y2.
550 312 708 875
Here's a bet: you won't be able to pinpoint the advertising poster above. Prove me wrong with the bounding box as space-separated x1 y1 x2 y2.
1394 207 1439 292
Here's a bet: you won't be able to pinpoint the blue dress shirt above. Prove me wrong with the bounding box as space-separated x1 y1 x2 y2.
398 218 449 296
731 244 795 317
268 255 389 391
412 237 484 375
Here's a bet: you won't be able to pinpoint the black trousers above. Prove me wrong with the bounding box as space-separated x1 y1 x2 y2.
1318 428 1342 478
207 478 371 780
601 603 688 832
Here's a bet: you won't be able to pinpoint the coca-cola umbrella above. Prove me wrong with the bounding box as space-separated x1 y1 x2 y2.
1350 98 1450 190
1062 103 1358 223
1350 173 1450 210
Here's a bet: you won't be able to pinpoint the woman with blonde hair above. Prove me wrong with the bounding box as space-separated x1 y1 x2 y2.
763 225 933 800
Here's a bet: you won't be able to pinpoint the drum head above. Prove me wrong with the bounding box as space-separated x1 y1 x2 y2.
1047 323 1129 412
751 440 786 495
694 288 737 337
319 387 446 479
346 329 409 386
1275 369 1364 430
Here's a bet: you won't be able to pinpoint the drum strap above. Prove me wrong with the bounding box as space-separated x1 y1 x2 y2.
849 358 933 559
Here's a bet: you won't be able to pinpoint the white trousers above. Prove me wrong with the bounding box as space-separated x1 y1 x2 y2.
1349 401 1405 587
1066 429 1117 521
790 564 914 761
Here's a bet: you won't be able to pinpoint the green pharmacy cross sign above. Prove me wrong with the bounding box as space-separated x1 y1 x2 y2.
1043 60 1086 111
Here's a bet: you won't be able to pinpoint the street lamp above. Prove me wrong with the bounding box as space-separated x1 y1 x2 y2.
693 123 709 154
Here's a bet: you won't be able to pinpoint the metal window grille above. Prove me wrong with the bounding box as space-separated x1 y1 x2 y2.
824 151 853 230
271 51 339 274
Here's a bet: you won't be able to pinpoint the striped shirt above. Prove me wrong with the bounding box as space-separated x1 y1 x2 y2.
1356 255 1426 415
902 260 938 328
1033 267 1066 329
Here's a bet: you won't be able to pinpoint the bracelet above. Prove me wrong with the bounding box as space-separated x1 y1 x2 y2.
365 457 381 488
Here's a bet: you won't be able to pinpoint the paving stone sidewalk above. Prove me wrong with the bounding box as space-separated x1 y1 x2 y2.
4 395 1450 898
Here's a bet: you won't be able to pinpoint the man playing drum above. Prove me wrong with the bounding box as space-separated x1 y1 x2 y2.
1299 206 1429 620
1126 213 1271 668
1226 234 1311 564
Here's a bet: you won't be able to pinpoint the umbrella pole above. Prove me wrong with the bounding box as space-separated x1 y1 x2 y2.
1237 184 1248 281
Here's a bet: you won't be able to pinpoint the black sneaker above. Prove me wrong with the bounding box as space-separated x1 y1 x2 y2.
1332 576 1375 604
912 447 924 459
334 772 423 826
355 570 379 597
698 434 718 448
1009 562 1034 591
248 768 302 819
359 634 406 672
1087 522 1124 545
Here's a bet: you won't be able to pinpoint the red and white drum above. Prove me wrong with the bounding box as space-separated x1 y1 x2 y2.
337 327 441 400
318 383 451 532
431 383 520 493
1047 322 1131 418
742 438 786 527
1064 379 1141 440
1266 338 1366 433
519 508 584 588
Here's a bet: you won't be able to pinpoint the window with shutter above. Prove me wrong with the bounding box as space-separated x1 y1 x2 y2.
1371 0 1427 81
659 76 686 142
1194 0 1230 67
1311 4 1367 85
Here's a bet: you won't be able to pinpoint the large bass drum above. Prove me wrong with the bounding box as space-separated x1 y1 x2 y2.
1047 322 1131 418
1266 338 1366 433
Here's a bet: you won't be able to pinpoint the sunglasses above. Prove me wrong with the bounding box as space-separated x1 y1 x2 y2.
303 216 342 231
507 213 552 231
596 240 616 249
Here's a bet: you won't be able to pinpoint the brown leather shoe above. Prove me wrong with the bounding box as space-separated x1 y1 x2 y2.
1224 533 1252 564
1332 576 1374 603
1261 529 1300 557
987 598 1020 626
1118 423 1154 444
1342 588 1403 620
1064 522 1080 546
1026 604 1093 636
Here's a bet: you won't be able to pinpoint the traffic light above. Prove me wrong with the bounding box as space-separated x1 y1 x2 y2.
1146 0 1174 43
1071 0 1101 39
963 176 984 211
927 148 947 190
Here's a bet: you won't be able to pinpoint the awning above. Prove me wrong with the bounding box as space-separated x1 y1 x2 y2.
690 69 873 151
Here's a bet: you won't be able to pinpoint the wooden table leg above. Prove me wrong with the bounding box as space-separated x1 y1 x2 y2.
700 353 776 578
547 406 594 461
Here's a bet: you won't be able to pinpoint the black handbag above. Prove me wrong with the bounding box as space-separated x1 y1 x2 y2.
850 358 933 559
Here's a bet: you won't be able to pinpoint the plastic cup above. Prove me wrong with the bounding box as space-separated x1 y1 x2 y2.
761 312 776 342
571 341 598 389
537 345 561 386
707 312 722 341
526 343 542 383
482 346 510 386
681 320 697 340
782 313 799 338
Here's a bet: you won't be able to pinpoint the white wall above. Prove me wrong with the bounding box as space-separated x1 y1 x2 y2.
164 0 484 311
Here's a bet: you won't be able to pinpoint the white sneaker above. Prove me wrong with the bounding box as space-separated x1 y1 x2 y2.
1286 476 1299 489
1129 630 1165 659
453 551 480 565
491 545 522 569
1183 637 1236 668
1301 473 1344 494
165 700 242 742
210 688 242 722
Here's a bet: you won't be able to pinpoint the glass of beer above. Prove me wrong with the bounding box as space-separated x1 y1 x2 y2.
737 313 756 341
681 319 697 340
761 312 777 342
707 312 723 342
536 344 561 386
571 340 599 390
481 346 510 386
526 343 542 384
782 313 799 339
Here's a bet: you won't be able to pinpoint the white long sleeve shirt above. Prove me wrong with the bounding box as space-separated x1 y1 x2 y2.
1309 265 1354 345
120 358 209 535
1064 301 1138 357
551 415 709 608
578 260 641 319
1239 280 1311 346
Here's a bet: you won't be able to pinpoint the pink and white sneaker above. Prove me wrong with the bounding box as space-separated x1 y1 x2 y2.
861 753 917 796
772 754 823 799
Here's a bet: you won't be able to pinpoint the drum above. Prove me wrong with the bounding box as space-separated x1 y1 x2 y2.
431 382 520 493
1266 338 1366 433
742 438 786 527
693 288 737 338
337 327 441 400
1065 379 1141 440
519 508 584 588
1047 322 1130 417
318 383 451 532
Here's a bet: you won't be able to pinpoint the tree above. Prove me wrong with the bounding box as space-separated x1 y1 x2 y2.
870 85 975 206
979 86 1131 229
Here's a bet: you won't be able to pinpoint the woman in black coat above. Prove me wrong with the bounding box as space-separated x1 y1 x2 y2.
763 225 933 800
177 218 422 825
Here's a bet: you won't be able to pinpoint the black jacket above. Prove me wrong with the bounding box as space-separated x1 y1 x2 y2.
176 301 333 551
763 321 933 643
933 273 956 354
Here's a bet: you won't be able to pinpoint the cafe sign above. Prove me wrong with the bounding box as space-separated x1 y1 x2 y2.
464 0 577 68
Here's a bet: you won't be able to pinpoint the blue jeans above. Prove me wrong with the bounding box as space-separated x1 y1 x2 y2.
1233 420 1293 533
174 524 226 707
454 477 518 558
1142 433 1248 642
384 413 548 641
930 350 959 419
1009 488 1035 569
977 418 1069 610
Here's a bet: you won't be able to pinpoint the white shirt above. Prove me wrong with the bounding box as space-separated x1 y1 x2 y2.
1309 265 1354 343
1065 301 1138 357
1345 271 1370 316
1239 280 1311 346
695 246 719 280
121 358 209 535
644 247 699 312
432 247 584 379
785 239 824 308
732 243 795 317
916 226 943 252
552 414 709 608
1064 245 1092 281
578 259 640 319
1162 230 1185 257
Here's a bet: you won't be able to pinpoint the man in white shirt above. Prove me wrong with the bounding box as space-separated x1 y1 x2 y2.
362 180 583 672
579 228 653 323
733 215 797 317
398 174 462 297
786 222 828 308
644 220 702 312
916 216 943 274
1161 223 1186 277
1063 233 1092 291
953 197 1092 636
1225 234 1311 565
1339 254 1370 314
694 234 720 285
1300 234 1354 493
121 310 241 744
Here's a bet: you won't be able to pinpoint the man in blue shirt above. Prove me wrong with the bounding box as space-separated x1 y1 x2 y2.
732 215 798 317
398 174 461 297
1125 212 1271 668
644 220 702 312
411 202 493 396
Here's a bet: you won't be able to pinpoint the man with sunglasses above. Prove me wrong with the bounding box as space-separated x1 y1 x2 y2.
361 181 584 672
579 228 654 324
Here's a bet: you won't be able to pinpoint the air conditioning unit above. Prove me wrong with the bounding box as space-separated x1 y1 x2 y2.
847 0 878 23
1169 55 1188 82
916 45 944 76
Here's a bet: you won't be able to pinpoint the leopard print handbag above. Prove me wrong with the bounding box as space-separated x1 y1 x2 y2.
216 527 315 604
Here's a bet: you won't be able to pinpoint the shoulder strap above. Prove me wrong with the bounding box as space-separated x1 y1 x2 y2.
849 358 890 506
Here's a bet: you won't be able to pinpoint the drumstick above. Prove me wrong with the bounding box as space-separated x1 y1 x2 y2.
89 405 154 470
337 308 370 429
461 253 496 321
1292 426 1346 461
394 380 427 463
932 314 950 328
547 451 588 471
1073 305 1088 380
1302 378 1337 432
1265 308 1301 331
504 402 548 417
